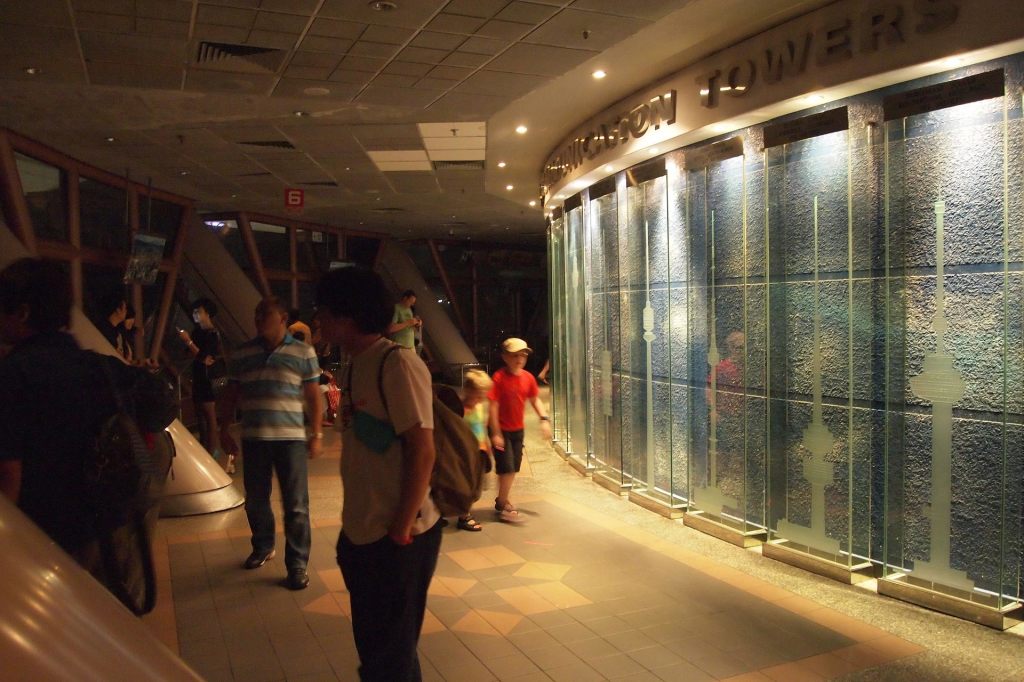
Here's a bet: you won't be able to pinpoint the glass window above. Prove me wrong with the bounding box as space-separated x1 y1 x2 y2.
296 229 333 274
251 221 291 271
140 196 182 257
269 278 293 307
346 236 380 267
80 176 129 251
15 152 67 242
82 263 127 327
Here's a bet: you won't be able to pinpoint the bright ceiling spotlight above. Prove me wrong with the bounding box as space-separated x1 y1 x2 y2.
23 67 40 75
592 69 607 79
515 125 528 134
293 110 310 117
505 184 514 191
529 200 537 207
497 161 507 168
604 165 613 173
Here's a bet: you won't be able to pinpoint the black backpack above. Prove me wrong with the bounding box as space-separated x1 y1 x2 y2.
376 346 484 517
85 353 177 614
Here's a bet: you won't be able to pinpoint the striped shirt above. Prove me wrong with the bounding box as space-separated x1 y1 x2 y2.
227 334 320 441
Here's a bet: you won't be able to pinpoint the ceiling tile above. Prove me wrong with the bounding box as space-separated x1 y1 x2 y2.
455 69 546 97
354 124 420 142
476 19 532 40
194 23 250 42
290 51 341 68
308 17 366 39
409 31 465 51
137 0 192 21
523 8 648 50
88 61 183 89
79 32 187 66
185 68 276 93
427 148 484 161
358 85 440 107
443 0 507 18
396 45 449 64
426 64 471 81
75 12 133 32
329 69 373 85
420 120 486 139
259 0 319 14
246 29 299 48
298 35 354 53
413 77 457 91
274 78 360 99
195 5 256 28
457 35 508 55
0 0 72 27
347 41 400 59
284 65 333 80
254 10 309 33
362 24 415 45
319 0 446 28
368 150 427 162
441 51 489 68
383 61 433 77
374 161 433 171
424 13 486 34
387 171 440 193
570 0 683 21
72 0 132 13
136 18 190 37
494 1 559 24
201 0 260 8
486 42 594 76
372 73 419 88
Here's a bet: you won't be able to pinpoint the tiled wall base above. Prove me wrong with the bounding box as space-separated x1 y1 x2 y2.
763 540 877 585
684 509 766 548
878 574 1024 630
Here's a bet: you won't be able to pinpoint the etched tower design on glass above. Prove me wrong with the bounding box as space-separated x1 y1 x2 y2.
907 200 973 591
696 210 738 516
777 196 840 555
642 220 657 489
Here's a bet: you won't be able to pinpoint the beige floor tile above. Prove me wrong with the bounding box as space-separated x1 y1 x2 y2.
477 544 527 567
447 548 498 571
301 593 342 616
514 561 572 581
451 609 502 636
317 568 346 592
529 581 592 609
496 586 558 615
434 575 478 597
421 610 446 635
476 608 525 636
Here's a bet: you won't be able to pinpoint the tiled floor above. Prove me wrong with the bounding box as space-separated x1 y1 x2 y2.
143 405 1024 681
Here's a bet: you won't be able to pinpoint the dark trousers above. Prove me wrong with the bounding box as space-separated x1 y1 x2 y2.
242 439 310 570
337 520 443 682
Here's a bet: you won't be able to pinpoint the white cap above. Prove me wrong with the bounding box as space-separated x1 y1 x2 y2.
502 337 532 354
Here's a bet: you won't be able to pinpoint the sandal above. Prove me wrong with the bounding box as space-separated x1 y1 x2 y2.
494 499 522 523
457 514 483 532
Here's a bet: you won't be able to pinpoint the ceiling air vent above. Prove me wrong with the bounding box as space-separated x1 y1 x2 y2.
432 160 485 170
196 41 286 73
301 181 338 187
238 140 296 149
371 207 404 213
237 171 273 177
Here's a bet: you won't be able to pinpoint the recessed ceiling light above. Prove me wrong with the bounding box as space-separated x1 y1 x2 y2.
293 110 310 117
368 0 396 10
650 147 659 154
592 69 607 79
515 125 528 134
497 161 507 168
23 67 40 75
230 194 238 198
179 170 189 176
505 184 514 191
303 87 331 96
105 136 116 143
529 200 537 207
345 167 351 171
942 56 963 67
804 94 825 104
604 165 613 173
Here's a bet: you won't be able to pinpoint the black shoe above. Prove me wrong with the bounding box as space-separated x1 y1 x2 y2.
286 567 309 591
243 549 275 570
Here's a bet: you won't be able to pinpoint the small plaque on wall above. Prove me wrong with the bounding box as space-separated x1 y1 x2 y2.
764 107 848 149
883 69 1005 121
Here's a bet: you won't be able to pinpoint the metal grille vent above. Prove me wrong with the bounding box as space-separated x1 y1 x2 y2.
301 181 338 187
196 42 285 73
237 171 273 177
238 140 296 149
432 160 485 170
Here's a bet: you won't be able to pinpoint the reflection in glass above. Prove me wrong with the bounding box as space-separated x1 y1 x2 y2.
142 196 181 256
80 176 128 251
252 221 290 271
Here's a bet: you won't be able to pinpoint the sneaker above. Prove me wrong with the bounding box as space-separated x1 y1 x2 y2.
286 567 309 591
243 548 275 570
225 454 236 475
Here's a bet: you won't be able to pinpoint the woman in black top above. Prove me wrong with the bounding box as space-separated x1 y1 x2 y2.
178 298 227 470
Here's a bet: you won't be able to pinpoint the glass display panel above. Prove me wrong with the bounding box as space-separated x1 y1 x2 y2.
883 78 1022 607
251 221 291 271
80 176 129 251
624 173 671 498
687 147 765 531
141 196 181 256
563 204 589 464
765 118 873 564
15 152 67 242
587 188 623 482
548 214 568 449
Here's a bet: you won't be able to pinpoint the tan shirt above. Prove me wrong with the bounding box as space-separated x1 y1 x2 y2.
339 338 438 544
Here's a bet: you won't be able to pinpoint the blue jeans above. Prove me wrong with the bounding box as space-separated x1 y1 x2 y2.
242 439 310 570
337 520 442 682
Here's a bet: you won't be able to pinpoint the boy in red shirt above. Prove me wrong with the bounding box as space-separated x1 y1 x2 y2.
488 337 552 521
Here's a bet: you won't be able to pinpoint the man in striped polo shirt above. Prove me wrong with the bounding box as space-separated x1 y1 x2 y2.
219 297 322 590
